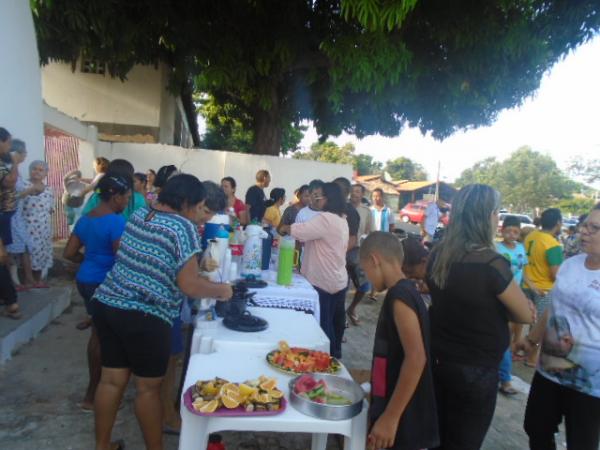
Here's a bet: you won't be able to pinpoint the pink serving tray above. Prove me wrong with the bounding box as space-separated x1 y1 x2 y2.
183 386 287 417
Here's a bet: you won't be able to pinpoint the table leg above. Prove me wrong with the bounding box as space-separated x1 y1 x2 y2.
178 411 209 450
311 433 328 450
345 402 368 450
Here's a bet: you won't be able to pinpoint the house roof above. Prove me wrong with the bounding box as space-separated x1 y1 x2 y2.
354 175 400 196
396 181 436 192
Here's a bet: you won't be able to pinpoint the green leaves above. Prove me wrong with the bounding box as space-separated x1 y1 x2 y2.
456 146 580 211
384 157 427 181
341 0 419 31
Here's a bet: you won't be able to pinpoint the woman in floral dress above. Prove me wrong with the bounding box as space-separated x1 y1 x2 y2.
20 160 54 287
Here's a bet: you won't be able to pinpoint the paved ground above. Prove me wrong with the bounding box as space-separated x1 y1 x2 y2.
0 258 567 449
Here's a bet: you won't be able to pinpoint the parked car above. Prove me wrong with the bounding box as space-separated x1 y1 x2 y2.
497 213 534 231
399 202 450 226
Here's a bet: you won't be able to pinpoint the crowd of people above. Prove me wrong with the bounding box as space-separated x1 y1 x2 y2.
1 124 598 450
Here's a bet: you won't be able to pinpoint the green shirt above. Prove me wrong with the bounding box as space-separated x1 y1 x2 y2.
82 191 146 220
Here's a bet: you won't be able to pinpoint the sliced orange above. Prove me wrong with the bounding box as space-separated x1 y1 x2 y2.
221 393 241 409
192 399 206 411
220 383 240 396
239 383 258 398
255 392 271 404
198 399 219 413
269 389 284 399
259 378 277 391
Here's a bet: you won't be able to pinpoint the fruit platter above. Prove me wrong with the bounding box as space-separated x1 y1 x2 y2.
183 375 286 417
289 373 364 421
266 340 341 375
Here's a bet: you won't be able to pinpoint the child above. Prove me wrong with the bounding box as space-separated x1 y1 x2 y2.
360 232 439 450
496 215 534 395
400 237 431 307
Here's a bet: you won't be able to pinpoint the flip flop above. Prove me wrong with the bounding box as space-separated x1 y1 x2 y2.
523 361 537 368
368 294 378 302
499 385 518 396
2 309 22 320
33 282 50 289
15 285 29 292
346 311 361 326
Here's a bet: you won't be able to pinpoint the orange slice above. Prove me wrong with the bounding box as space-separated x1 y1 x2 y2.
255 393 271 404
239 383 258 398
198 399 219 413
259 378 277 391
220 383 240 396
269 389 284 399
221 393 241 409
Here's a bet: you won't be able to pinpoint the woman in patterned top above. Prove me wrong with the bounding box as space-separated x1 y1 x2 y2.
91 174 233 450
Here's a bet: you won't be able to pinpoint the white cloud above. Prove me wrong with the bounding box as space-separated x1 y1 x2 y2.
299 35 600 185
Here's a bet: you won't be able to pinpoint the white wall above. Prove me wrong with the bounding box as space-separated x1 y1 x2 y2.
99 143 353 202
42 61 166 128
0 0 45 169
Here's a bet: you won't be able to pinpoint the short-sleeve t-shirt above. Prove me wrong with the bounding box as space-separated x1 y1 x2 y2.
74 213 126 283
83 191 146 221
426 249 513 368
370 279 440 450
263 205 282 227
371 205 395 232
94 207 202 325
524 229 563 291
295 206 321 224
538 254 600 398
281 204 301 226
232 197 246 219
345 202 360 239
496 241 528 285
423 203 441 236
245 185 266 222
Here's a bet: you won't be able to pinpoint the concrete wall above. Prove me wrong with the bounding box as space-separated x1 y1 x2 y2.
0 0 45 169
42 61 170 129
97 143 353 203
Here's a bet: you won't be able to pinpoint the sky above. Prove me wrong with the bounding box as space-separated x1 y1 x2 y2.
298 35 600 186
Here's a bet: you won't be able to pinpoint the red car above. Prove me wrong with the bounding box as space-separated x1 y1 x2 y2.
399 202 450 226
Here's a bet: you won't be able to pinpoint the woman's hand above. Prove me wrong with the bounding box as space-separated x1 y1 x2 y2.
199 257 219 272
368 413 398 450
215 283 233 301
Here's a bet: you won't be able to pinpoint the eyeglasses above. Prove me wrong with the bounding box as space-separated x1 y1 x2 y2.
581 221 600 235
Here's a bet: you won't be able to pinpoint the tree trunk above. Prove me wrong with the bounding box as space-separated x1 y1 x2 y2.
252 86 282 156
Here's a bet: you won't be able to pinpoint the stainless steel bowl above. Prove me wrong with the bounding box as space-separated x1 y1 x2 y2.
288 374 365 420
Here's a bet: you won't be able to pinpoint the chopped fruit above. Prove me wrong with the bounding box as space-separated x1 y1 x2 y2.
198 399 220 413
259 378 277 391
239 383 258 398
256 393 271 404
269 389 284 399
221 394 241 409
220 383 240 396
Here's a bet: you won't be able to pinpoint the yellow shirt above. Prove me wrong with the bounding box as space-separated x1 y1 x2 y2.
263 205 282 227
523 229 564 291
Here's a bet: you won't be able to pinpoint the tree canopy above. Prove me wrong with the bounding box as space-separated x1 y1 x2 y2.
384 157 427 181
293 141 382 175
32 0 600 154
455 146 580 211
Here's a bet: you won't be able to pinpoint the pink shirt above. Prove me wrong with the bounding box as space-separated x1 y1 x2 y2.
291 212 349 294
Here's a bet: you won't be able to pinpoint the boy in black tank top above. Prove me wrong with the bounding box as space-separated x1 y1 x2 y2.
360 232 439 450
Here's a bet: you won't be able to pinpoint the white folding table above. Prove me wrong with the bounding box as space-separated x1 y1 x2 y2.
178 350 368 450
191 307 330 354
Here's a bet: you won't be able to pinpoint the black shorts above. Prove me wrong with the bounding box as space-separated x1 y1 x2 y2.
93 301 171 378
0 211 15 245
76 281 100 316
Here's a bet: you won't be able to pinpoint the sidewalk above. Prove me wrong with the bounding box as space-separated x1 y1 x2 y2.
0 283 566 449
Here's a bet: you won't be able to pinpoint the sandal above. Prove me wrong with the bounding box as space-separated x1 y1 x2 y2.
33 282 50 289
3 308 22 320
15 285 30 292
346 311 361 326
523 361 537 368
368 294 378 302
499 384 518 396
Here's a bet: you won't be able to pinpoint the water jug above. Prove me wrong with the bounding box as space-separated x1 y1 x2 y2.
277 236 299 285
241 224 268 278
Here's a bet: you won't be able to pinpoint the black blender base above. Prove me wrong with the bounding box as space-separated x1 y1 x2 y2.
223 314 268 332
